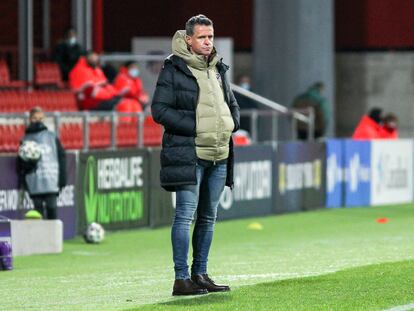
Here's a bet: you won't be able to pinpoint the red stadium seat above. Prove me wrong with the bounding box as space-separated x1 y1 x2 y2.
143 116 162 146
0 60 26 89
89 121 111 149
0 90 79 113
0 123 25 152
59 123 83 150
60 92 78 111
34 62 65 89
116 122 137 147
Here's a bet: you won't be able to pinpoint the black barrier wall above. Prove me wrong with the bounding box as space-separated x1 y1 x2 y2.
218 144 275 220
146 145 276 224
276 142 326 213
77 149 150 232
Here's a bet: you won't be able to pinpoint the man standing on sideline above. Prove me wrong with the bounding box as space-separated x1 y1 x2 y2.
152 14 240 296
17 107 66 219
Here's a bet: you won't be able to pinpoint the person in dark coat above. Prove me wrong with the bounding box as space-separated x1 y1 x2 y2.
151 14 240 296
292 82 330 140
17 107 66 219
234 74 258 134
53 28 84 81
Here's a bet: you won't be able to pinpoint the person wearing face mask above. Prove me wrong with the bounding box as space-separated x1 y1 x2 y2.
69 51 141 113
234 74 257 133
53 28 84 81
17 107 66 219
380 113 399 139
114 61 149 110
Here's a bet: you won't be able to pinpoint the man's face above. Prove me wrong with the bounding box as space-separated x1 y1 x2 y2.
30 112 44 123
186 25 214 57
86 53 100 68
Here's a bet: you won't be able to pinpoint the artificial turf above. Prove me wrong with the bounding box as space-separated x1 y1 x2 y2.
134 260 414 311
1 204 414 310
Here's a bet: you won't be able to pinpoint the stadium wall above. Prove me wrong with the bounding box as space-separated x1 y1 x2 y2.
336 52 414 138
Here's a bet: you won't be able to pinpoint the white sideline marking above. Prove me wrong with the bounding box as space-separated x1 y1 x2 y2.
381 303 414 311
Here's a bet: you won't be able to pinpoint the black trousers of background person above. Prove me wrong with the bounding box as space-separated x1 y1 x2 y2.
93 96 121 111
31 194 58 220
297 129 323 140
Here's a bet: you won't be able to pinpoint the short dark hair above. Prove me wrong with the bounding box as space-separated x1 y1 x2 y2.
29 106 43 118
312 81 325 90
368 107 383 124
65 27 76 38
383 113 398 123
185 14 213 36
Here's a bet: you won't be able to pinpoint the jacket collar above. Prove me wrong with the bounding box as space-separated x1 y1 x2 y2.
26 122 48 134
166 54 229 77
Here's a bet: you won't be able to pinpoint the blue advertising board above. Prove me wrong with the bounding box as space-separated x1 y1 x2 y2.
326 139 345 208
344 140 371 207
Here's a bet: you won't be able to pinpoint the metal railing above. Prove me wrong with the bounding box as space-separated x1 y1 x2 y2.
0 111 150 151
0 53 316 148
100 53 315 141
231 83 315 141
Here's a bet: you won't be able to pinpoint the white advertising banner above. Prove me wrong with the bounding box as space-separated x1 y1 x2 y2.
370 140 413 205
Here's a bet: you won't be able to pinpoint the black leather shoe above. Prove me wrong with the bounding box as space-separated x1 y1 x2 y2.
172 279 208 296
191 274 230 292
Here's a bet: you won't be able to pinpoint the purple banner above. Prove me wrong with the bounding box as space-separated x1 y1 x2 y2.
0 153 77 239
0 220 11 239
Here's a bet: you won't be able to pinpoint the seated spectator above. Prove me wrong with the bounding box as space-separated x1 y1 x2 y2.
352 107 383 139
114 61 149 110
380 113 398 139
53 28 84 81
69 51 141 114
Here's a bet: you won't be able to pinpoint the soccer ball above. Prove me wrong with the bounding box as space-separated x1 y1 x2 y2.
83 222 105 244
18 140 42 162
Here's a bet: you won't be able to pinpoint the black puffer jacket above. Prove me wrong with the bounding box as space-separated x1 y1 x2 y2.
151 55 240 192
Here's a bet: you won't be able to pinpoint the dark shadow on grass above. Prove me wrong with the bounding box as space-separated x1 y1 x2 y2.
123 292 232 310
160 292 232 306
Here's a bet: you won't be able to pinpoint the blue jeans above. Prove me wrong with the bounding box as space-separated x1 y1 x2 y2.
172 162 227 280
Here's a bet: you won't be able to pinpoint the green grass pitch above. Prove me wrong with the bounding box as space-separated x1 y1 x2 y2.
1 204 414 310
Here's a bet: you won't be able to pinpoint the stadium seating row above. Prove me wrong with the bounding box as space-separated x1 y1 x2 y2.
0 60 26 88
0 60 63 89
0 116 163 152
34 62 64 88
0 123 25 152
0 59 164 152
0 90 78 113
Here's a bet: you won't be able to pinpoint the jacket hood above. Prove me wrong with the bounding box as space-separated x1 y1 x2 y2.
171 30 219 70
